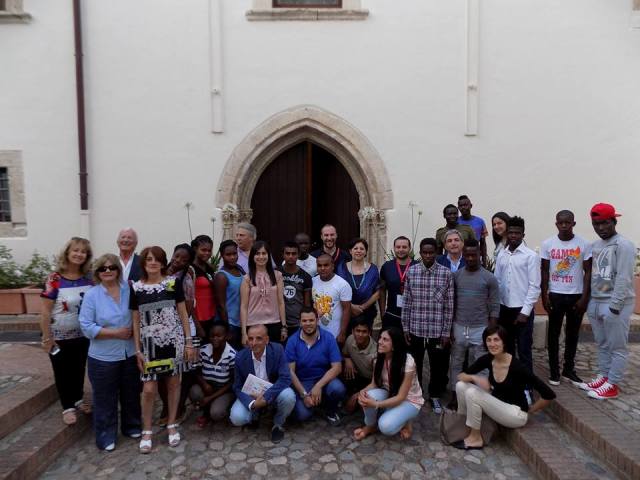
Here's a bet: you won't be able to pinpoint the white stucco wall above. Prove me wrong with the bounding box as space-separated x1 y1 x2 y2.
1 0 638 262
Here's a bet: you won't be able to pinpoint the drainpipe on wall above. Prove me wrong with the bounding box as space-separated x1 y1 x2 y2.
73 0 91 238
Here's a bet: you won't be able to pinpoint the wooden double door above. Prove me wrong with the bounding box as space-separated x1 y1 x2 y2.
250 141 360 263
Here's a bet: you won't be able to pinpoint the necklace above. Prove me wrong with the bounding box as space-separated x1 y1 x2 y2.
349 262 367 290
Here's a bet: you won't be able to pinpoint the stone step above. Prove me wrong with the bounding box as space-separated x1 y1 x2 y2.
0 315 40 332
534 364 640 480
0 401 91 480
0 344 57 440
504 411 614 480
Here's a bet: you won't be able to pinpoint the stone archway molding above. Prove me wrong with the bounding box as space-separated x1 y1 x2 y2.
216 104 393 264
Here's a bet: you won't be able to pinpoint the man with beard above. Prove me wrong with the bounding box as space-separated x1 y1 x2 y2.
379 236 416 331
311 224 351 270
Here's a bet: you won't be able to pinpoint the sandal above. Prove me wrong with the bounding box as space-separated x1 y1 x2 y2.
139 430 153 454
167 424 180 447
74 400 92 415
62 408 77 425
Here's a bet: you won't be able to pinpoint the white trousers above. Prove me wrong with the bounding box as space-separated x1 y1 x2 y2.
456 381 528 430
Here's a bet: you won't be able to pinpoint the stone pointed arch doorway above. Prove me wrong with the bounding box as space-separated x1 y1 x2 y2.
216 105 393 265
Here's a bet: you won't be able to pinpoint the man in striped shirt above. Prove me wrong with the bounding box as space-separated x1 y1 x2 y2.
190 320 236 427
402 237 455 414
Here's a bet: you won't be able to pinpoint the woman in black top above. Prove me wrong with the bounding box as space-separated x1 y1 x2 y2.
454 325 556 450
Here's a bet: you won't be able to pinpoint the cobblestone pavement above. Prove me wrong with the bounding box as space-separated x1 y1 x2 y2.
533 341 640 433
42 408 534 480
40 342 640 479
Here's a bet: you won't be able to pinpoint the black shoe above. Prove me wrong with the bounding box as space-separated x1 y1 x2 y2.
271 426 285 443
562 371 583 386
247 419 260 431
325 412 342 427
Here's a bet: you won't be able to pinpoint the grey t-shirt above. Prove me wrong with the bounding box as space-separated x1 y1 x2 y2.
453 267 500 327
279 267 312 327
591 234 636 309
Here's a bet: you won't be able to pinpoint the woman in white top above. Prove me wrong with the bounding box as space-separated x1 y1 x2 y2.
353 327 424 440
491 212 511 263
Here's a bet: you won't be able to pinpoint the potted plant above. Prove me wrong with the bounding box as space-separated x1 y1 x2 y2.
0 247 53 315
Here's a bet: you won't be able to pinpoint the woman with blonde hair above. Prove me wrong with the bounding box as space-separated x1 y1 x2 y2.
79 254 141 451
40 237 94 425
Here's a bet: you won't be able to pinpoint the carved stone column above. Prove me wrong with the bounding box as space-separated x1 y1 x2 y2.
238 209 254 223
221 203 239 241
358 207 388 267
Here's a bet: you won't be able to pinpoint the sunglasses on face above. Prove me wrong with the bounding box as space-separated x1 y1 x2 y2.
97 265 118 273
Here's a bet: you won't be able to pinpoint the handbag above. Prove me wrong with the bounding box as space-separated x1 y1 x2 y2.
143 358 175 376
439 408 498 446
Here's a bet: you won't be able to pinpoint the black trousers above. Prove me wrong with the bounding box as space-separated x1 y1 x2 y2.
409 334 450 398
49 336 89 410
547 293 584 378
498 305 534 373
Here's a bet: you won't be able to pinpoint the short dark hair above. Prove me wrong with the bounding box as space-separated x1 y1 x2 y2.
393 235 411 247
443 204 458 215
348 237 369 252
139 246 168 280
300 305 317 316
219 239 237 254
209 319 230 333
317 253 334 264
283 241 300 252
351 316 372 331
419 237 438 249
482 325 509 350
556 210 574 221
191 234 213 249
463 238 479 249
458 195 470 202
507 216 525 232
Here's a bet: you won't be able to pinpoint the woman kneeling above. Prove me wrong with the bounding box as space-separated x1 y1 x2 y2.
353 327 424 440
455 325 556 450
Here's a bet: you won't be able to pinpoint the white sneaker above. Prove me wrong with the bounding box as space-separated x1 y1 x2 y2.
104 443 115 452
579 375 607 391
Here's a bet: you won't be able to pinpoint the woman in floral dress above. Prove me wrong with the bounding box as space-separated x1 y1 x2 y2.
130 246 196 453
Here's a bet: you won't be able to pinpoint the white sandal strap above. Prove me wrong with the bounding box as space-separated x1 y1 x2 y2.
167 424 179 429
141 430 153 435
62 408 76 414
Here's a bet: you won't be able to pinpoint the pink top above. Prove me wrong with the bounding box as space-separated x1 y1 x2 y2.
380 354 424 409
246 270 282 326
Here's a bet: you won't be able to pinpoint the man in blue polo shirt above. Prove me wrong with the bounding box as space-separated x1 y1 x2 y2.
286 306 345 426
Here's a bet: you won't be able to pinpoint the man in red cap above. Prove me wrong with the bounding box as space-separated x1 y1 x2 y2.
580 203 636 400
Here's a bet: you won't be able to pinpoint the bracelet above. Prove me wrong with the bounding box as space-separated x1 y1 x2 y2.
41 337 51 344
185 345 195 349
135 350 142 355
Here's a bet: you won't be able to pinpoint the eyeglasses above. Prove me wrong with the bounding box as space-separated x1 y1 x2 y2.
97 265 118 273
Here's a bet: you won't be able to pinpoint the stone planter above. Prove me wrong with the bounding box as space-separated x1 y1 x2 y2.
0 289 26 314
23 288 42 314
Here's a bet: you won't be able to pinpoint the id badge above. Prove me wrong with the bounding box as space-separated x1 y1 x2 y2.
396 294 404 308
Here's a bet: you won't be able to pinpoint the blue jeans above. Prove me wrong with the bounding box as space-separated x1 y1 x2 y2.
294 378 346 421
363 388 421 435
587 300 633 385
449 324 486 390
229 387 296 428
87 356 142 449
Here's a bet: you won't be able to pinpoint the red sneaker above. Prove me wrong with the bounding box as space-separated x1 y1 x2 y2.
587 382 619 400
579 375 607 391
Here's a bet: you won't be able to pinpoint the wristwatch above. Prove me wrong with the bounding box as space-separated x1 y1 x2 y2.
302 390 310 398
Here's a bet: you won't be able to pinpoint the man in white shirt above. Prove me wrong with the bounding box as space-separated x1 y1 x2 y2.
294 232 317 277
494 216 541 373
311 254 352 344
540 210 592 386
117 228 141 282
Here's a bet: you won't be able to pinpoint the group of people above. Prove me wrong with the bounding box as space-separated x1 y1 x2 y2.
38 196 636 453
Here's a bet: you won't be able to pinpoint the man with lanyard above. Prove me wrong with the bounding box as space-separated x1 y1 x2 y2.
402 237 454 414
311 224 351 270
379 236 416 331
294 232 317 277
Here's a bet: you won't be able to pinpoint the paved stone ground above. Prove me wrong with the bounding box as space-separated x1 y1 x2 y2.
38 342 640 480
533 341 640 433
0 374 31 395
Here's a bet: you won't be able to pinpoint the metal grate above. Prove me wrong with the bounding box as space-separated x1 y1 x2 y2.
0 168 11 222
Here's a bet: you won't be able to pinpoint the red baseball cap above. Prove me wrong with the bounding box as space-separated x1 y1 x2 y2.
590 203 621 220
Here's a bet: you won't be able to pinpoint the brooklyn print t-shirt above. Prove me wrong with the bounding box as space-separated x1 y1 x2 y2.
540 235 592 295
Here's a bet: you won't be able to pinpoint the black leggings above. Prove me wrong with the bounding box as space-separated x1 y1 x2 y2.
49 336 89 410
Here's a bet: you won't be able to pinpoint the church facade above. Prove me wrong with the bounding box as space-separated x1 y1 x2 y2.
1 0 639 263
